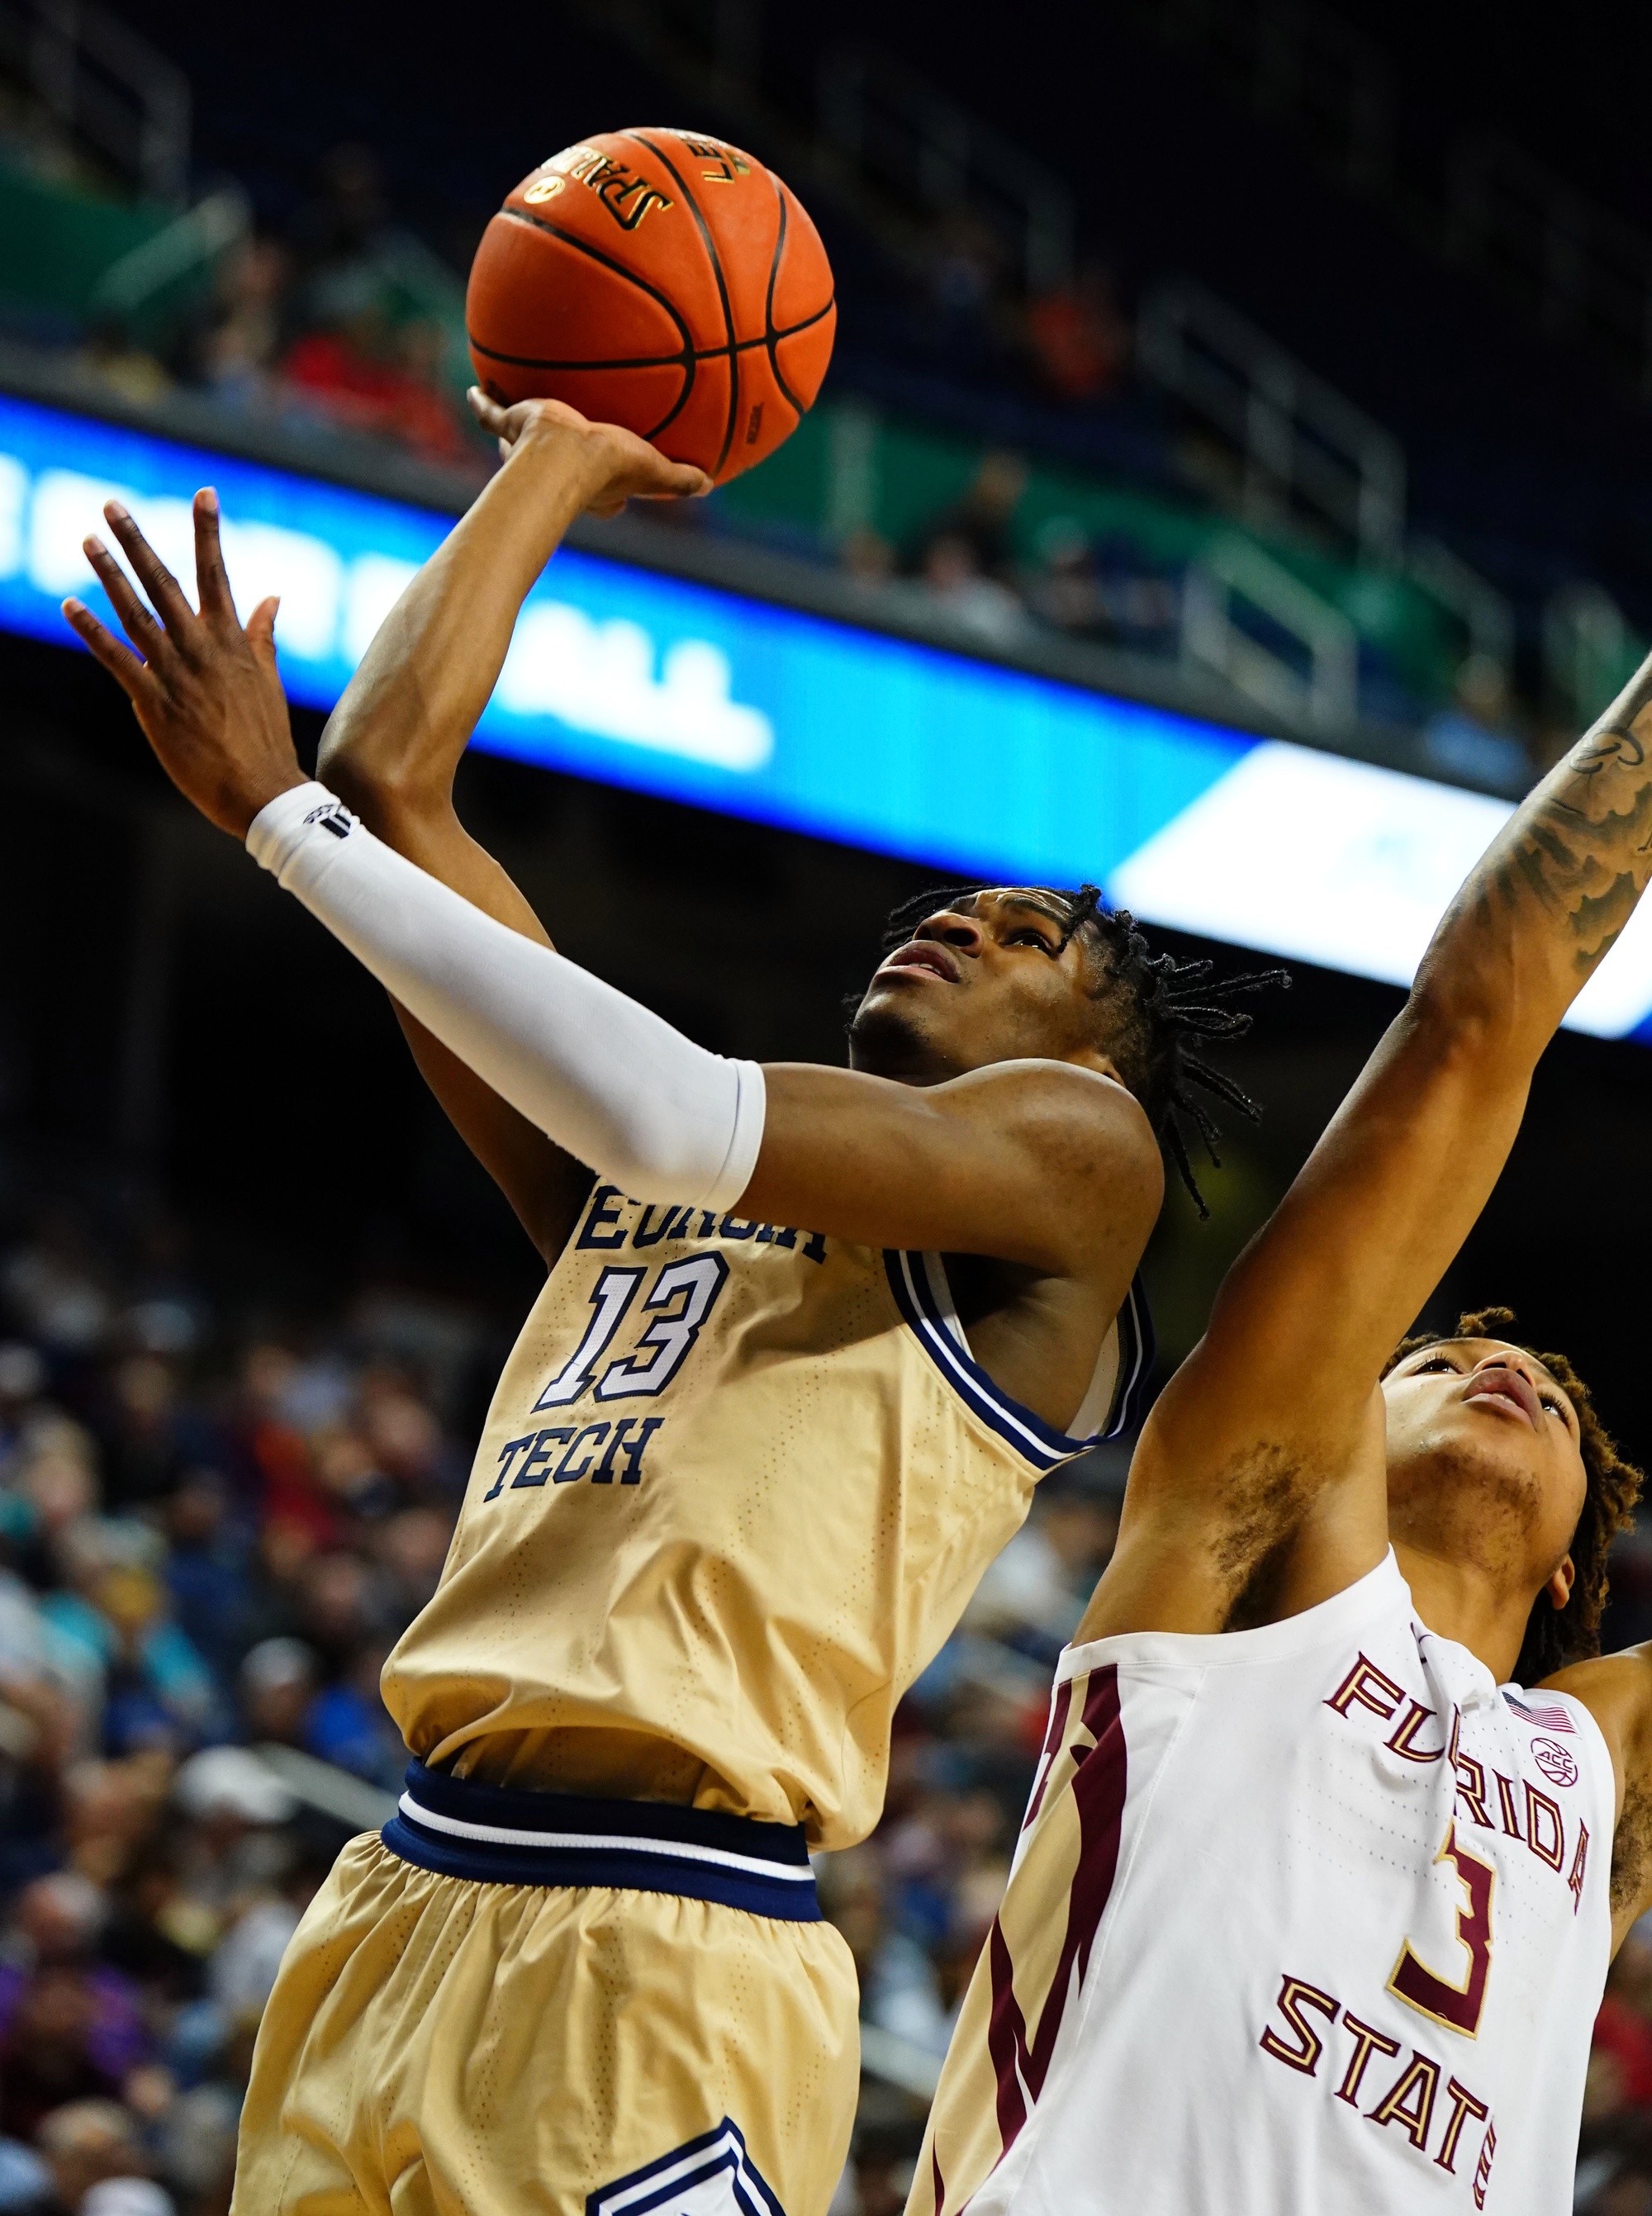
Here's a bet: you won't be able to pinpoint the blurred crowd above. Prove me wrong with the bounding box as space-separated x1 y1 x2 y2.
839 446 1183 667
836 453 1547 783
1583 1550 1652 2211
1581 1927 1652 2214
0 1193 475 2216
66 146 477 472
898 212 1133 416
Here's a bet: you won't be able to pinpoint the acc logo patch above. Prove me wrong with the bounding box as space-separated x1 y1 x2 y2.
1531 1736 1579 1789
586 2117 785 2216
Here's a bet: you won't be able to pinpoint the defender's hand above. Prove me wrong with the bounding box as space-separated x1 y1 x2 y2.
63 490 304 838
466 387 711 516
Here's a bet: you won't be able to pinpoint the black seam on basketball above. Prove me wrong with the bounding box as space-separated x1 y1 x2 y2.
494 208 696 358
467 317 834 373
487 205 696 438
763 178 802 423
468 338 691 372
624 131 740 478
770 296 836 343
479 201 829 453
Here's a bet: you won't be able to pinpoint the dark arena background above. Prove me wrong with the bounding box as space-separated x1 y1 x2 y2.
1 2 1651 2208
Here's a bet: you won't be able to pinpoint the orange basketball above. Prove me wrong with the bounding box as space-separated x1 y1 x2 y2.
466 128 836 486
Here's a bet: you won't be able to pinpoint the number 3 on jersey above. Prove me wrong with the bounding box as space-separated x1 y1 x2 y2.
1388 1823 1495 2036
533 1255 730 1410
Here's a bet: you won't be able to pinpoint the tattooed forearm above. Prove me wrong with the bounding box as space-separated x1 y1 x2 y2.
1423 651 1652 1022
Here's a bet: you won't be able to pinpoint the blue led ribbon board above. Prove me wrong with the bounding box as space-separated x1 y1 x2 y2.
2 390 1648 1041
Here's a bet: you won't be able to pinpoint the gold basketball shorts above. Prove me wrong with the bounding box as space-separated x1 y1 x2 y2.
230 1763 861 2216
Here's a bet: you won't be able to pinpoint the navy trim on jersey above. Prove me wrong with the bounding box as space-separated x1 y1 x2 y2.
382 1762 820 1921
586 2116 784 2216
1107 1275 1155 1441
884 1251 1154 1469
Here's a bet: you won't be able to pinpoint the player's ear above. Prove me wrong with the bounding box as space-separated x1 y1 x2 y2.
1545 1554 1576 1612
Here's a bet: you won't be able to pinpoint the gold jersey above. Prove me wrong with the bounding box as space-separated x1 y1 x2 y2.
382 1181 1150 1852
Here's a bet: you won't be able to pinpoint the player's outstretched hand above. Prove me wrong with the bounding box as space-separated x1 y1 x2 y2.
62 490 305 838
467 387 711 516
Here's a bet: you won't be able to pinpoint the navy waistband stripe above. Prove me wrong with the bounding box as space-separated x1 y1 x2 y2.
380 1763 820 1922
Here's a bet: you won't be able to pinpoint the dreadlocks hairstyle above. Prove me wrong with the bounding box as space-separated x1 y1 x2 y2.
1382 1307 1644 1684
862 883 1289 1217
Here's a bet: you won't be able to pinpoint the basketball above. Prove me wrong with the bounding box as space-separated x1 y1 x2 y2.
465 128 836 486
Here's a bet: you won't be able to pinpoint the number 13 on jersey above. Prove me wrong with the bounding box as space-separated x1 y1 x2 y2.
479 1255 731 1502
534 1255 730 1408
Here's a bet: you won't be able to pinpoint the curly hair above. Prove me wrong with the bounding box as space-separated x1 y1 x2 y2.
863 883 1289 1217
1383 1307 1643 1683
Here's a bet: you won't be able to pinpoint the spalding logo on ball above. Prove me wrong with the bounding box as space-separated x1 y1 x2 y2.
467 127 836 486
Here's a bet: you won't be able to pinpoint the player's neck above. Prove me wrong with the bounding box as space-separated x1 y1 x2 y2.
1392 1538 1533 1684
844 1023 956 1085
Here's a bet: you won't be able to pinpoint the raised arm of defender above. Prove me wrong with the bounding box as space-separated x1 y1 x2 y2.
1084 666 1652 1642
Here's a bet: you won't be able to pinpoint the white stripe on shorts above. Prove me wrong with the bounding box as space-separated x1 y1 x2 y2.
397 1793 815 1882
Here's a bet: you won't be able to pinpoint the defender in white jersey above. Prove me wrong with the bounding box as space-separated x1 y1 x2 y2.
62 406 1281 2213
913 659 1652 2212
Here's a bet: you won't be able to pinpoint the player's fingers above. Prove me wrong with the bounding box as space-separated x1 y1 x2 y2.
192 488 240 626
61 596 160 705
81 534 167 662
468 387 511 436
102 500 197 638
468 390 539 445
641 462 713 501
244 596 281 671
602 425 710 501
472 388 598 448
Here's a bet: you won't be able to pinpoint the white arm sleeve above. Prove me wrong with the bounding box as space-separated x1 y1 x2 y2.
247 782 766 1212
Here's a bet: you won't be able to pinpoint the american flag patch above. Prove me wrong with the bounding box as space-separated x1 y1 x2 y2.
1504 1692 1575 1734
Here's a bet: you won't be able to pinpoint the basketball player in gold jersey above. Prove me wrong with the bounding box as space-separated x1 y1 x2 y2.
62 396 1275 2216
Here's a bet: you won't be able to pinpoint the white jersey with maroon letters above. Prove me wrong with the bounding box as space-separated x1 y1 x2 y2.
909 1552 1613 2215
